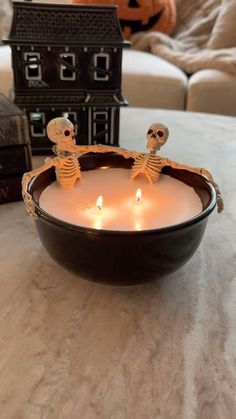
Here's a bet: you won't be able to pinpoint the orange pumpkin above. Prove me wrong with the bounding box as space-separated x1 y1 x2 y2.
69 0 176 40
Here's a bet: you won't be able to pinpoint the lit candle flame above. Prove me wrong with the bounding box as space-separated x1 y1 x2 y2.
136 188 142 203
96 195 103 211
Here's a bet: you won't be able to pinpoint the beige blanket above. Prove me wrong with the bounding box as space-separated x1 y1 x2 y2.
131 0 236 77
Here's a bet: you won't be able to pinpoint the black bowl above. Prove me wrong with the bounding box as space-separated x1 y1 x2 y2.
29 153 216 285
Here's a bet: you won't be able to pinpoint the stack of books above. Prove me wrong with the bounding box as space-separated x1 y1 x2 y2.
0 95 32 203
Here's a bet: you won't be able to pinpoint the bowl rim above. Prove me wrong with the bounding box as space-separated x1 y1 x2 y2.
29 164 217 237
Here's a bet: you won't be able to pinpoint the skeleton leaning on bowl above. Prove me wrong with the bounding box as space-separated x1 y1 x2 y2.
22 117 223 218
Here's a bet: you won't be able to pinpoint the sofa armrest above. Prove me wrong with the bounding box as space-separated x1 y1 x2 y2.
0 45 13 98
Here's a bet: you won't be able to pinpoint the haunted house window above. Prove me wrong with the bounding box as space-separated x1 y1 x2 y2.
24 52 42 80
93 53 110 81
62 111 78 133
30 112 45 137
92 111 109 144
60 53 76 80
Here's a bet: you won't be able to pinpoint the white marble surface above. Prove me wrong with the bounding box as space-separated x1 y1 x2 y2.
0 108 236 419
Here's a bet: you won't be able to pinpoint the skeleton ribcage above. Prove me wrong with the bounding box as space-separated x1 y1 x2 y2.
56 156 81 188
131 153 163 183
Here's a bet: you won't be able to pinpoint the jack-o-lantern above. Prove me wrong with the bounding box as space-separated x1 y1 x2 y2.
70 0 176 40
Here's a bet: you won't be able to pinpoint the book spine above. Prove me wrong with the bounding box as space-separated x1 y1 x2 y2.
0 114 30 146
0 145 32 175
0 175 23 204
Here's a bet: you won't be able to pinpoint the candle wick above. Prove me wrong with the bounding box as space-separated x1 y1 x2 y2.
96 195 103 211
136 188 142 203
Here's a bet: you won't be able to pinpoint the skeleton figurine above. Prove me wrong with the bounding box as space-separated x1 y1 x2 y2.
22 117 81 217
46 117 81 188
22 117 137 218
131 122 223 213
131 123 169 183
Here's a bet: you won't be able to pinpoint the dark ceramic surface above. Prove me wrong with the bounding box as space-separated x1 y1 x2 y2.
29 154 216 285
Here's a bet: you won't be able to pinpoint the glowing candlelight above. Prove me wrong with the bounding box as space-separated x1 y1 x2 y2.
94 218 102 230
96 195 103 211
99 166 110 170
135 221 142 231
40 168 203 231
136 188 142 203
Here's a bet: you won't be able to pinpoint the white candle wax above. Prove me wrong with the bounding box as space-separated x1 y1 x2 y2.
39 168 203 231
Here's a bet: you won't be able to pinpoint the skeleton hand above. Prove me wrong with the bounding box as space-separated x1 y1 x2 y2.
22 158 57 217
197 168 224 213
22 173 38 219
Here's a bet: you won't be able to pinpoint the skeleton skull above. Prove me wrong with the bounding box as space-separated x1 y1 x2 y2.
146 123 169 153
46 117 76 151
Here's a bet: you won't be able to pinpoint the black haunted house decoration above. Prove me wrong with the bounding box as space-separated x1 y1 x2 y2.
5 1 129 153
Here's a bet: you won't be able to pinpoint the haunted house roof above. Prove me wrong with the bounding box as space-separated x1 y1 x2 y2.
7 2 127 46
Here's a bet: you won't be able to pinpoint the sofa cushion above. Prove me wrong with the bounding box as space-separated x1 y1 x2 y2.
187 69 236 117
0 46 13 98
207 0 236 49
122 49 187 110
70 0 176 40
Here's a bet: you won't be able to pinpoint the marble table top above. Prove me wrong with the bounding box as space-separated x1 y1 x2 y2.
0 108 235 419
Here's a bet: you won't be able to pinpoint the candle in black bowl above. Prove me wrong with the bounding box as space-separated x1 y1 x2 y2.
22 118 222 285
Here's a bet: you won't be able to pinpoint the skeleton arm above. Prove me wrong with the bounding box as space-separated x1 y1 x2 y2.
22 157 59 218
74 144 139 160
163 157 223 213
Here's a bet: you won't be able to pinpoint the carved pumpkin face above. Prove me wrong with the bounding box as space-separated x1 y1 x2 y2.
117 0 176 40
70 0 176 40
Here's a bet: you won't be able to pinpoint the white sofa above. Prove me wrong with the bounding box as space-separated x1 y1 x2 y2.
1 0 236 117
